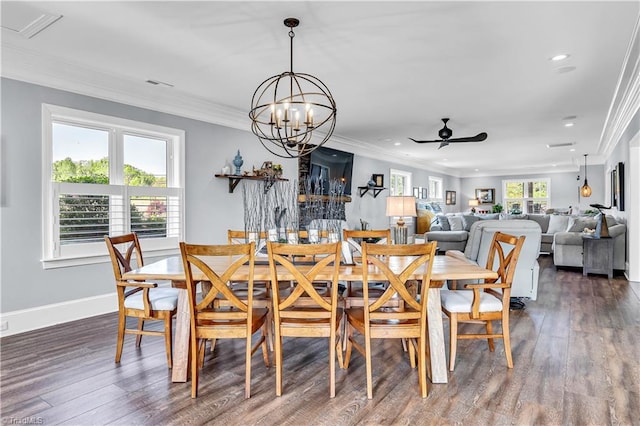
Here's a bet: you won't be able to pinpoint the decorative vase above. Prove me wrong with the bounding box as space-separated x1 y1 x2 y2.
233 150 244 175
368 179 376 188
221 162 231 175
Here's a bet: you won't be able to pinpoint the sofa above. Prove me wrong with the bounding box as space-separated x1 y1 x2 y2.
553 215 627 270
446 220 542 300
426 212 627 273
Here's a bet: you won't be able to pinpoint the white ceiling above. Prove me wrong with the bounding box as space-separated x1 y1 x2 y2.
2 1 638 177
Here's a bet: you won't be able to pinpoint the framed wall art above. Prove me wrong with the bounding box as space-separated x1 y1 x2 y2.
372 174 384 187
445 190 456 205
475 188 495 204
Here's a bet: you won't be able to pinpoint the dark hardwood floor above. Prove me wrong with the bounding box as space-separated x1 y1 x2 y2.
2 256 639 425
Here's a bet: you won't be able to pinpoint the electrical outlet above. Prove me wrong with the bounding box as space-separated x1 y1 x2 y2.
1 321 8 331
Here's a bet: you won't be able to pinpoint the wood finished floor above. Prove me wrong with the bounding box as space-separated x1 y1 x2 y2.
1 256 639 425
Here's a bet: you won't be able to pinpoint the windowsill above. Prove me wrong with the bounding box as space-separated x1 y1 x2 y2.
41 247 179 269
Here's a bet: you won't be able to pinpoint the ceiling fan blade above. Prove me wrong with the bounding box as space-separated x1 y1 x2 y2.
408 137 444 144
446 132 488 143
438 141 449 149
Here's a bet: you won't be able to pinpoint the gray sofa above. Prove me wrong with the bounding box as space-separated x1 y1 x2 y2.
426 212 627 273
553 215 626 270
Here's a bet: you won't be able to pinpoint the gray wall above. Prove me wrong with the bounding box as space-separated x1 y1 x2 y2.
0 77 617 314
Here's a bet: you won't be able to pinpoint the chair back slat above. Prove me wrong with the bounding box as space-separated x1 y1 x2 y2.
181 242 254 314
362 242 437 319
104 233 144 280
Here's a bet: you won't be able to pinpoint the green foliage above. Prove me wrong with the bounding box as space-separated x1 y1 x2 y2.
53 157 159 186
492 203 503 213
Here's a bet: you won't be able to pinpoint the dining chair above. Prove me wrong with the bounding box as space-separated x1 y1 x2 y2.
343 241 437 399
266 241 344 398
440 231 526 371
342 229 392 309
179 241 270 398
104 233 179 368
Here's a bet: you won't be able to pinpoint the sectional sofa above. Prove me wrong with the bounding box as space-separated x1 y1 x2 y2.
425 212 627 271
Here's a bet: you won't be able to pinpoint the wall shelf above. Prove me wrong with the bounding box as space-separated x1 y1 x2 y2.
214 174 288 193
358 186 386 198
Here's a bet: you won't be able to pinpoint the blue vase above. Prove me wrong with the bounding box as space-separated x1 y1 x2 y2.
233 150 244 175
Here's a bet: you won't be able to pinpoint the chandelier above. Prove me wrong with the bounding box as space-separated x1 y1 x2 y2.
249 18 337 158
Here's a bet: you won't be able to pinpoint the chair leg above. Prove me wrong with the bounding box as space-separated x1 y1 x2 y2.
344 323 353 368
245 333 252 399
418 336 428 398
486 320 495 352
274 330 283 396
164 314 173 369
191 337 200 398
115 311 126 363
261 323 270 367
449 314 458 371
408 338 416 369
135 318 144 347
365 329 373 400
329 331 336 398
502 316 513 368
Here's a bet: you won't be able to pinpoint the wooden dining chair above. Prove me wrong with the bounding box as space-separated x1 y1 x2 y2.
179 241 270 398
440 231 526 371
342 229 392 309
344 241 437 399
104 233 179 368
266 241 344 398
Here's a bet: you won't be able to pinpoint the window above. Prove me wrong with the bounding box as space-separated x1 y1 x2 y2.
503 179 550 214
42 104 185 268
389 169 412 195
428 176 443 201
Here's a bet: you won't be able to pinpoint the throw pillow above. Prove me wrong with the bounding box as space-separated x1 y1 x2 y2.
462 214 481 231
436 214 450 231
567 217 598 232
547 214 570 234
448 215 464 231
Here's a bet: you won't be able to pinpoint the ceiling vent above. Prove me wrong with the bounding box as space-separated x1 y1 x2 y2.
546 142 576 149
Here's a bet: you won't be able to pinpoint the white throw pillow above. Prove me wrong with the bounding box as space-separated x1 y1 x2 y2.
547 214 570 234
448 215 464 231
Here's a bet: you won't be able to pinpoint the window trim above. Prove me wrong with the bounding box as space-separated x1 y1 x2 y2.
502 178 551 214
389 168 412 196
41 104 185 269
428 176 443 201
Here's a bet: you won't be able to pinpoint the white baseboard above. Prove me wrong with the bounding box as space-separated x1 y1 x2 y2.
0 293 117 338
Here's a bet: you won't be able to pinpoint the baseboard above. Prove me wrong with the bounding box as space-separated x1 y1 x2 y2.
0 293 117 338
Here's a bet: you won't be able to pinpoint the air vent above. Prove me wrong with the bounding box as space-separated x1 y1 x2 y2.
546 142 576 149
146 79 174 88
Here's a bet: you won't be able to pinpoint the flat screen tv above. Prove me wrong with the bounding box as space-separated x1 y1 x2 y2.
309 146 354 195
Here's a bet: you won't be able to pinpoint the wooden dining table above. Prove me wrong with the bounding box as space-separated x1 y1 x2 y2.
123 252 497 384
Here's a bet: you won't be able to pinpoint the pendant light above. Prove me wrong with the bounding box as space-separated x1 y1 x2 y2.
580 154 592 197
249 18 337 158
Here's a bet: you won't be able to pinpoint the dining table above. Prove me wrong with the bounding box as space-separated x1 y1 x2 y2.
123 252 498 384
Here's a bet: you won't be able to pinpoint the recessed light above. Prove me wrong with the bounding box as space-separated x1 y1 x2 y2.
569 148 576 152
394 142 401 146
564 122 574 127
550 54 570 61
474 168 479 172
562 115 577 127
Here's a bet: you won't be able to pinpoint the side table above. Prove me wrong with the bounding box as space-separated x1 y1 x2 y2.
582 235 614 278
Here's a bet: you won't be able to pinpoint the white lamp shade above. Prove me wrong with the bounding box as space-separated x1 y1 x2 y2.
468 199 480 207
386 196 417 217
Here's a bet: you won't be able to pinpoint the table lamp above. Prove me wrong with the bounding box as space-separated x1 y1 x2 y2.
386 196 417 244
468 198 479 213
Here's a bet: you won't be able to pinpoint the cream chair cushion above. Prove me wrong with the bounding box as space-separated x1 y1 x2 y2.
440 289 503 313
124 287 179 311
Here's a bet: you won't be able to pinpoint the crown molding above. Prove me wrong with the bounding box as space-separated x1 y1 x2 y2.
599 16 640 158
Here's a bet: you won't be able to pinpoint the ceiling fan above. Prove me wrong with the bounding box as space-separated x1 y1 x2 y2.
409 118 488 149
